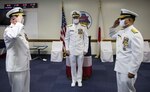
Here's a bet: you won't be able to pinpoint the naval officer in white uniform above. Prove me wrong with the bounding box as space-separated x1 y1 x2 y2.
65 10 89 87
109 9 144 92
3 7 31 92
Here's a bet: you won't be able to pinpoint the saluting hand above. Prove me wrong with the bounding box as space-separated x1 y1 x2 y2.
16 15 23 23
112 18 119 28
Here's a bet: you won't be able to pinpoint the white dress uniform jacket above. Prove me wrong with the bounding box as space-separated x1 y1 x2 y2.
65 23 89 55
109 25 143 75
4 22 31 72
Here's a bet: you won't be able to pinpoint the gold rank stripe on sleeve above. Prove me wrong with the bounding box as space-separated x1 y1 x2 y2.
131 28 138 34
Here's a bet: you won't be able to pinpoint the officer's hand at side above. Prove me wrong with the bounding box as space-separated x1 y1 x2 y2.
128 72 135 78
112 18 119 28
84 52 87 55
16 15 23 23
66 50 70 56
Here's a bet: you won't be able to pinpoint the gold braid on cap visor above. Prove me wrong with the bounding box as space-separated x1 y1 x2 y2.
12 13 25 16
119 15 131 19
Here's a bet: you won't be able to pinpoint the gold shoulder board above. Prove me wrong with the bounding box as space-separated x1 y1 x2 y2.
67 24 72 27
131 28 138 34
81 24 86 27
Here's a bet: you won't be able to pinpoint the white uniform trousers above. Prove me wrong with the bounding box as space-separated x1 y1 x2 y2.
116 72 137 92
69 54 84 82
8 70 30 92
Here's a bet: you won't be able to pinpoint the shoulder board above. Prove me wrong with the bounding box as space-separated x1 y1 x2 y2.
80 24 87 27
67 24 73 27
131 28 138 34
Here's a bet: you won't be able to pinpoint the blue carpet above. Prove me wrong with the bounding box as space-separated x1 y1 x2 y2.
0 55 150 92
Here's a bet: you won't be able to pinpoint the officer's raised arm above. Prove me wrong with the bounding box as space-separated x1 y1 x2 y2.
109 19 120 39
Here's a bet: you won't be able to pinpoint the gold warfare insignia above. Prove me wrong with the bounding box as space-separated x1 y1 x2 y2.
122 37 129 51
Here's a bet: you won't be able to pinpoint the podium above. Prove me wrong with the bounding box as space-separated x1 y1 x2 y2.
66 36 92 79
30 45 48 61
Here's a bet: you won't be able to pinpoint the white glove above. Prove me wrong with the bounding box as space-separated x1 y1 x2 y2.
16 15 23 23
